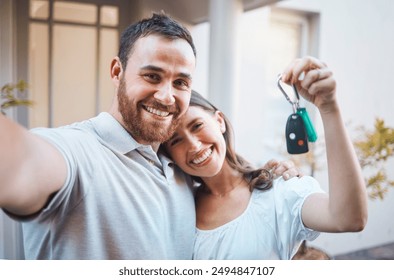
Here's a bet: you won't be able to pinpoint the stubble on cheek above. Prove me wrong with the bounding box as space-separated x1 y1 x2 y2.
117 80 181 143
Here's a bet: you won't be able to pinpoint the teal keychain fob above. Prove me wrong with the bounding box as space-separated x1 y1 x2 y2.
296 107 317 142
277 75 317 154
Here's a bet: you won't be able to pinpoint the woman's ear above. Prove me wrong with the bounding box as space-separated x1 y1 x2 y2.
110 57 123 87
215 111 226 133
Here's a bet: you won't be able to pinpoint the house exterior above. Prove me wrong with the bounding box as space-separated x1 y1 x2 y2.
1 0 393 259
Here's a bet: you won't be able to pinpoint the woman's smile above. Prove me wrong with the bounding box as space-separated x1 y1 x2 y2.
191 146 213 165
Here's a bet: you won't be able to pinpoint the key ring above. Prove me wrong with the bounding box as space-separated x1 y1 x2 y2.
277 74 300 113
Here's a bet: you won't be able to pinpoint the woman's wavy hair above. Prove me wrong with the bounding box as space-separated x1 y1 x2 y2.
187 90 273 191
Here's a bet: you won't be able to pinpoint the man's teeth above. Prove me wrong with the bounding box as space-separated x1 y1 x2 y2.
145 106 170 117
192 148 212 164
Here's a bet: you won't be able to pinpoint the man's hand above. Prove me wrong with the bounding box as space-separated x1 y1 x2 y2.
263 159 301 180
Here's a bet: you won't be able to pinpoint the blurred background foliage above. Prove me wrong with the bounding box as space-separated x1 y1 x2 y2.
354 118 394 200
1 80 33 115
286 118 394 201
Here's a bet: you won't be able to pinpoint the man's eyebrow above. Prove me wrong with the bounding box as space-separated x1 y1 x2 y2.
140 65 192 81
178 72 193 81
140 65 164 73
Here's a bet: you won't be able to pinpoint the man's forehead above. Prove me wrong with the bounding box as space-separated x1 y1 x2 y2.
130 35 195 73
133 34 194 57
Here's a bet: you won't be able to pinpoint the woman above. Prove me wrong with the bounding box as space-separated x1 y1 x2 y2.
163 56 368 259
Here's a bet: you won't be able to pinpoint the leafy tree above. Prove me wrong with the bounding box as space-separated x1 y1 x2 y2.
1 80 33 115
354 118 394 200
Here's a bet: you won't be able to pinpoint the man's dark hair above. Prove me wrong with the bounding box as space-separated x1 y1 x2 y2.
118 12 196 69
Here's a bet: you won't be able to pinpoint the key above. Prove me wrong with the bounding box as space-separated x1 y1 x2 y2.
286 113 309 154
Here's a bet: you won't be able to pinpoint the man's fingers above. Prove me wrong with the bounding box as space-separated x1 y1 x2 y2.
263 159 279 171
273 160 294 173
282 167 303 180
264 159 301 180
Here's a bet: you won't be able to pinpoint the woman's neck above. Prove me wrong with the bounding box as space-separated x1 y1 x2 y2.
201 161 247 197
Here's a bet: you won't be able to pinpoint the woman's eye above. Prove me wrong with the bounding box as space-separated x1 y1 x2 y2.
169 138 181 147
192 122 203 131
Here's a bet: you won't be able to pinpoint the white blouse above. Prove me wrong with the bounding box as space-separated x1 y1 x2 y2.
193 176 324 260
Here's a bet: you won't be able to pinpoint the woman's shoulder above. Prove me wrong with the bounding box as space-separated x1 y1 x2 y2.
276 176 324 205
253 175 323 203
274 175 320 190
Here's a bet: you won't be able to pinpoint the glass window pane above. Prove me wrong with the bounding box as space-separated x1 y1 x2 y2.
101 6 118 26
52 24 97 126
99 28 118 112
267 20 301 81
29 22 49 128
30 0 49 20
54 1 97 24
236 8 306 166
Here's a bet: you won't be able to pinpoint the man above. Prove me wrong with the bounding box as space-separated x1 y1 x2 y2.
0 13 296 259
1 12 197 259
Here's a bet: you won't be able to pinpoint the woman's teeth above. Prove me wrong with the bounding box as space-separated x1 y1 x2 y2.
192 147 212 164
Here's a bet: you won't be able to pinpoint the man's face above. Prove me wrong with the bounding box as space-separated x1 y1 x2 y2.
116 35 196 145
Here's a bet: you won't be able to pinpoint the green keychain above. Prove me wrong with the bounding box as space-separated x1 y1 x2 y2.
296 107 317 142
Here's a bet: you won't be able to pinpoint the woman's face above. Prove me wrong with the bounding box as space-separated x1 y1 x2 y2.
164 106 227 178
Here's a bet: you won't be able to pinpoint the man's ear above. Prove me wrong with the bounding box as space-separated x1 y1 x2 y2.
215 111 226 133
110 57 123 87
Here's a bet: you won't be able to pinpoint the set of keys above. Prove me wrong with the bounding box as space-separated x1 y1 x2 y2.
277 74 317 154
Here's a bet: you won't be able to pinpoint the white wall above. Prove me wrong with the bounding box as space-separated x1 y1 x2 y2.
191 0 394 256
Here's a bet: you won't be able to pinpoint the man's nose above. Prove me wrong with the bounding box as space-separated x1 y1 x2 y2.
154 84 175 105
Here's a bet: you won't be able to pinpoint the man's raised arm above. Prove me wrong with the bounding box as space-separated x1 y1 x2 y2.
0 114 67 216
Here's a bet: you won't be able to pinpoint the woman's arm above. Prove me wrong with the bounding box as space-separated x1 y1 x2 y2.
281 56 368 232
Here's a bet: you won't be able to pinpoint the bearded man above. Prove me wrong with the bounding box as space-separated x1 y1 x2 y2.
0 12 297 260
0 13 197 260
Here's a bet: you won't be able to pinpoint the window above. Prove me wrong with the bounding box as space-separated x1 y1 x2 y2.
235 7 320 166
28 0 119 127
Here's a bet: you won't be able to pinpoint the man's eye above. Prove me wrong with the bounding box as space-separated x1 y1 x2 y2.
173 79 189 89
144 74 160 82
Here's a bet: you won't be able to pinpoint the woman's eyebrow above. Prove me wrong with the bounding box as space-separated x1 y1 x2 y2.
186 118 200 129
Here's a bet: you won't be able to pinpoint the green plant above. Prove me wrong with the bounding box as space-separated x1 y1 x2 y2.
354 118 394 200
1 80 33 115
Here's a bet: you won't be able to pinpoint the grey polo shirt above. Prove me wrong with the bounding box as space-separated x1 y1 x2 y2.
18 112 196 259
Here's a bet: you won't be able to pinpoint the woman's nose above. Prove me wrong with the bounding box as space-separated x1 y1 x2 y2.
189 137 202 152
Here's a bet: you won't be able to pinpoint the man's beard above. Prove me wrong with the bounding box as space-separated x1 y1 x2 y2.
117 78 181 143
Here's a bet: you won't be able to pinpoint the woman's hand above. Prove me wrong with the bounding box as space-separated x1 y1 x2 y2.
281 56 337 115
